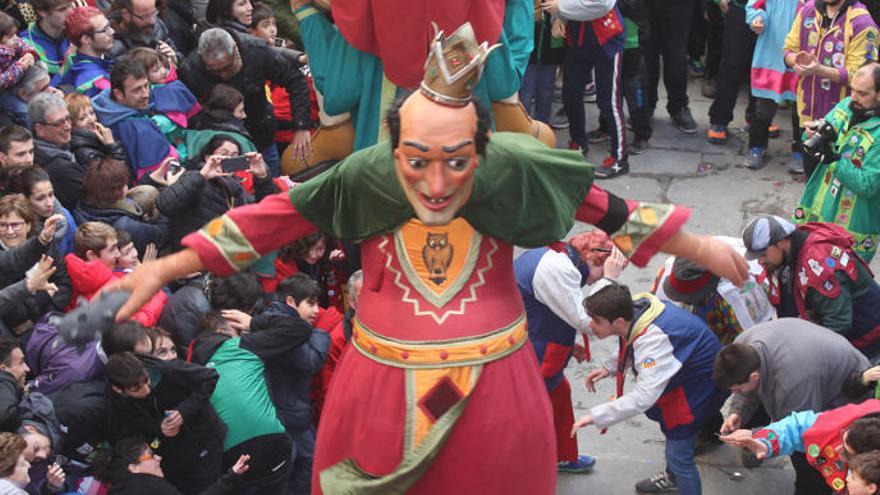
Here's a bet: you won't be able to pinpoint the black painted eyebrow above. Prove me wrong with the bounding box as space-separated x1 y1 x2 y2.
402 140 429 152
442 140 473 153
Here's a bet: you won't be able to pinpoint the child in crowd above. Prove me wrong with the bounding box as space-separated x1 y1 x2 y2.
0 12 36 91
849 451 880 495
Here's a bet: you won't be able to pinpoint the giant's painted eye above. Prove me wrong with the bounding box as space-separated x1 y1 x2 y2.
408 158 429 169
446 158 469 171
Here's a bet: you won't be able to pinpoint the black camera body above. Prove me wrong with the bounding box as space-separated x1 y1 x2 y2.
802 119 839 164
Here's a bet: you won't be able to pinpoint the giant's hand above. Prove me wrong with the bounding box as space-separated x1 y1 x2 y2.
661 232 749 287
104 249 205 321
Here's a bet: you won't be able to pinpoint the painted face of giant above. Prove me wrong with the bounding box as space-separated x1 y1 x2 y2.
393 92 480 226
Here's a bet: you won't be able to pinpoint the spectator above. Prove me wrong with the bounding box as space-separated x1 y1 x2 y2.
0 62 50 128
100 319 153 359
0 337 29 431
105 351 225 493
18 0 70 84
518 10 565 126
146 326 178 360
92 55 182 179
742 215 880 358
720 401 880 494
0 432 30 494
115 228 156 272
0 11 37 92
714 319 871 494
0 124 33 167
107 0 180 66
849 451 880 495
29 91 83 210
784 0 879 178
24 311 103 394
161 0 197 57
0 256 56 330
64 92 130 170
572 282 728 494
62 6 115 97
92 436 249 495
63 221 167 326
205 0 253 34
252 273 329 494
179 27 313 177
794 63 880 261
150 135 275 252
74 157 168 254
2 164 77 255
744 0 801 174
314 269 361 420
187 83 255 157
272 232 345 311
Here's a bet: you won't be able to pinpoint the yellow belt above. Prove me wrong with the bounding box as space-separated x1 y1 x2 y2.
352 314 527 369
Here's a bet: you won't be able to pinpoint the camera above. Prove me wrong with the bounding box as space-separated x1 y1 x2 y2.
802 119 839 163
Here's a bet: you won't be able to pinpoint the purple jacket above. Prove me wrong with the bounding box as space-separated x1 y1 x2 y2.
25 314 104 395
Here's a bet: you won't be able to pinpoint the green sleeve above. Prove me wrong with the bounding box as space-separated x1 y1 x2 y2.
807 270 854 335
834 133 880 198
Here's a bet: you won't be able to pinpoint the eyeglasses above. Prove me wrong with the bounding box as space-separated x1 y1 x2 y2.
0 221 27 231
125 8 158 21
206 48 240 77
40 116 71 128
92 25 114 35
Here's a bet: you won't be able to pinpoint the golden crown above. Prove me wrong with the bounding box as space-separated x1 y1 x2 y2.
420 22 500 107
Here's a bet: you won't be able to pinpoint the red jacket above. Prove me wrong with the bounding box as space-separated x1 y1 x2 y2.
63 254 168 326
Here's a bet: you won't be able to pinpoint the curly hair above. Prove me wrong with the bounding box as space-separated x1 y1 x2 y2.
0 432 27 478
64 6 102 47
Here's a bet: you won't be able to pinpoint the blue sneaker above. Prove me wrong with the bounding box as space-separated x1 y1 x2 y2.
557 454 597 473
789 151 805 175
687 57 706 77
745 146 767 170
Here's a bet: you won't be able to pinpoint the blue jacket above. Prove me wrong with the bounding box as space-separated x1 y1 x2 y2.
91 89 174 176
19 22 69 85
60 52 112 97
252 301 330 431
515 244 591 391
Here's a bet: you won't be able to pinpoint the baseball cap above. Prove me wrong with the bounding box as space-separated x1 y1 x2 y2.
742 215 796 260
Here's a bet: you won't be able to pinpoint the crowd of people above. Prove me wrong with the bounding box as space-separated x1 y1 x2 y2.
0 0 877 494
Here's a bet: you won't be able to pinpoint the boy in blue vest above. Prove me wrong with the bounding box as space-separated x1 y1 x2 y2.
572 282 727 494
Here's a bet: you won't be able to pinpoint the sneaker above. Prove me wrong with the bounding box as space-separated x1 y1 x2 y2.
672 107 697 134
584 82 597 103
789 151 805 175
687 57 706 77
745 146 767 170
568 141 589 160
707 125 728 144
636 471 679 493
588 129 610 144
701 78 716 99
550 107 568 130
595 156 629 179
768 124 780 138
557 454 597 473
630 137 649 155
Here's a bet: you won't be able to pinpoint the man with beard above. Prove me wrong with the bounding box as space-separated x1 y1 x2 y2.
742 215 880 361
107 0 179 66
795 62 880 262
783 0 878 178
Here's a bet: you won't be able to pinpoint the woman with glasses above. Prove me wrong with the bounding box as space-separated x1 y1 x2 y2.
0 194 71 337
92 437 251 495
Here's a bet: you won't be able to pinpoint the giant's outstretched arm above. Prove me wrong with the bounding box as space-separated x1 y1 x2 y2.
109 192 320 320
576 184 750 286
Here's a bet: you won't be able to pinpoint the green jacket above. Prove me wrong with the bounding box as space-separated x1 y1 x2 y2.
795 97 880 261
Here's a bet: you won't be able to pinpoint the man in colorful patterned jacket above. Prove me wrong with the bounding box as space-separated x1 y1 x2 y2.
62 7 114 97
783 0 878 177
108 23 749 494
742 215 880 359
795 62 880 261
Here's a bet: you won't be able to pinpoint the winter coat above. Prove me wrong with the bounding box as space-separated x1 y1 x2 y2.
0 241 72 331
252 301 329 430
0 236 47 281
34 138 87 210
63 254 167 326
150 170 276 251
74 199 168 254
19 21 69 84
24 314 103 395
47 380 110 465
105 470 240 495
0 370 21 431
107 355 225 494
60 52 112 97
158 276 210 348
68 128 129 170
106 17 180 62
162 0 198 56
179 29 314 149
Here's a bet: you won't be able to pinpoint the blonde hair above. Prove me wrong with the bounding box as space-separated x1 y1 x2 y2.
74 221 117 259
64 92 94 127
